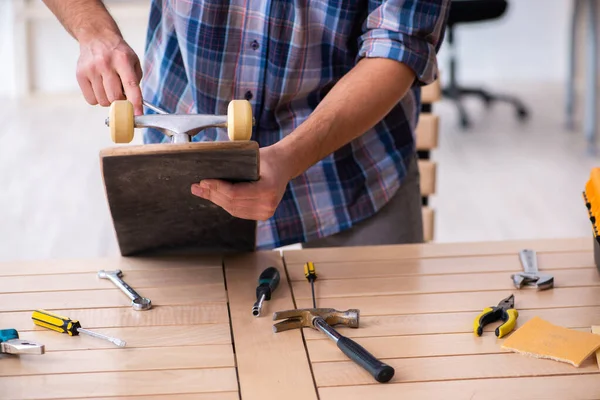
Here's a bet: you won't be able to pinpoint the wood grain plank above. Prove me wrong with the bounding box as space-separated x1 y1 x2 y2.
318 374 600 400
295 287 600 316
0 267 224 293
312 353 599 387
422 206 434 242
3 305 229 331
415 114 439 150
0 369 238 399
421 79 441 103
307 334 507 362
0 285 226 312
291 268 600 299
418 160 436 196
73 394 239 400
306 329 590 362
224 251 318 400
283 237 591 264
285 251 594 281
0 256 222 276
18 324 231 351
0 345 234 377
302 306 600 339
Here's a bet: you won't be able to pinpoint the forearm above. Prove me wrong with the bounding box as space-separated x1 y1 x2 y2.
42 0 122 43
276 57 417 180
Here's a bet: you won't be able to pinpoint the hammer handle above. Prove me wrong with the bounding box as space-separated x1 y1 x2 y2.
336 336 395 383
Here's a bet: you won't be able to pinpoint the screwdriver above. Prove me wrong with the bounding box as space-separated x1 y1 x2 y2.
32 309 126 347
304 261 317 308
252 266 280 317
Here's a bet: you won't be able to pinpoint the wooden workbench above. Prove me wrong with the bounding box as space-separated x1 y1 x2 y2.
2 237 600 399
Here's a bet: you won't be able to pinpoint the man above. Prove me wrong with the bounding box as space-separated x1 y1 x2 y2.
43 0 450 250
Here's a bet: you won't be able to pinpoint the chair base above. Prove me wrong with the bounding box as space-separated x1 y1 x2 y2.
442 85 530 129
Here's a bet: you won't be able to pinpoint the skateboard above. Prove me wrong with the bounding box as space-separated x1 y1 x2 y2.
100 99 259 256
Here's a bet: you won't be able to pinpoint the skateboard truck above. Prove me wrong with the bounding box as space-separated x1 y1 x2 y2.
105 99 255 144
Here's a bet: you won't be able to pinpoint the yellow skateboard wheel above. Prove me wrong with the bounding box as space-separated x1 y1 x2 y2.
109 100 135 144
227 100 253 141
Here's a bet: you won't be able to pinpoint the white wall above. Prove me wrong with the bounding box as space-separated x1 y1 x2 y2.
0 0 150 98
0 1 15 97
436 0 572 85
0 0 576 98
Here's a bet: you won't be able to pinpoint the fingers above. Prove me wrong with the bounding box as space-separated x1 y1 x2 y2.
90 74 110 107
76 70 97 106
117 67 144 116
76 39 143 113
191 180 279 221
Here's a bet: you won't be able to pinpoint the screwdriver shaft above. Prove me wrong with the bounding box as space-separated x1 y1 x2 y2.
311 281 316 308
77 328 126 347
252 294 266 317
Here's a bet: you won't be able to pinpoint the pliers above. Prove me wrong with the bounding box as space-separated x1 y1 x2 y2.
1 329 45 355
473 294 519 338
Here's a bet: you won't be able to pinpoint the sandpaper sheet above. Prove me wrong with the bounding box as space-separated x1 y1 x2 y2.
501 317 600 367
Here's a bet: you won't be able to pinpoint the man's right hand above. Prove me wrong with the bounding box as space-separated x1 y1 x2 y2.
77 35 144 116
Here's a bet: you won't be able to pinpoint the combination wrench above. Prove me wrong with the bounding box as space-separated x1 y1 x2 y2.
98 269 152 311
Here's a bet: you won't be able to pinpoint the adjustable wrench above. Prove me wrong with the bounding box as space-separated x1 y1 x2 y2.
98 269 152 310
511 249 554 290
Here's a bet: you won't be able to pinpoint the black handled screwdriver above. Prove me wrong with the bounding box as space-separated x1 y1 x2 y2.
304 261 317 308
252 267 280 317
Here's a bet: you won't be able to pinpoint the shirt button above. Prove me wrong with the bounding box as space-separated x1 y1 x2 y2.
251 40 259 50
244 91 253 100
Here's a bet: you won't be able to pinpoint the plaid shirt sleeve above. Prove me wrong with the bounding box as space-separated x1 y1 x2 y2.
357 0 450 85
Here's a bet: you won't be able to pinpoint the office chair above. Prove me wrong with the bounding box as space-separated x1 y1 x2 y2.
442 0 529 128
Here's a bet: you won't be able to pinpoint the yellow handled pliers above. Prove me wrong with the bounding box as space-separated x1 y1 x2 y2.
473 294 518 338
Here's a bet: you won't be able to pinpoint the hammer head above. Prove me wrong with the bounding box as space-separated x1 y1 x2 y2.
511 272 554 290
272 308 359 333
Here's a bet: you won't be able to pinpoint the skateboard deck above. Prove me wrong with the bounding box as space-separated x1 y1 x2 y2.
99 141 260 256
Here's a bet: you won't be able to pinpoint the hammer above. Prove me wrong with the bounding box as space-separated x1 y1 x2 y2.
273 308 395 383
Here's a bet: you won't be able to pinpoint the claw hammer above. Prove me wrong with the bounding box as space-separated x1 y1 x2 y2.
272 308 395 383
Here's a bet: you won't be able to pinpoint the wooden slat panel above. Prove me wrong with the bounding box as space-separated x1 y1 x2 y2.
19 324 231 351
0 268 224 293
421 79 441 103
73 394 239 400
312 353 599 387
318 374 600 400
307 328 590 362
418 160 436 196
0 285 226 312
0 345 234 377
3 305 230 331
303 306 600 339
291 268 600 299
282 237 591 264
224 251 318 400
285 251 593 281
0 256 222 276
422 206 434 242
415 114 439 150
308 333 505 362
0 369 238 399
295 287 600 316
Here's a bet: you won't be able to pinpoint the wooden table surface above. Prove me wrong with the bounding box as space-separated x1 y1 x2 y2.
2 237 600 399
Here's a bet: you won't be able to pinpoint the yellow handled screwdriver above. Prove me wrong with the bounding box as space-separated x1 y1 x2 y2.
304 261 317 308
32 309 126 347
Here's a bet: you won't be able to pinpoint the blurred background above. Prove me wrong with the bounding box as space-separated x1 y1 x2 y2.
0 0 598 262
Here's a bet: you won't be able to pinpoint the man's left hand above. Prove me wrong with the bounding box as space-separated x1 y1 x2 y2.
191 146 292 221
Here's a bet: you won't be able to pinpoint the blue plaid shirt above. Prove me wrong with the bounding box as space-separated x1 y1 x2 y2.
141 0 450 250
